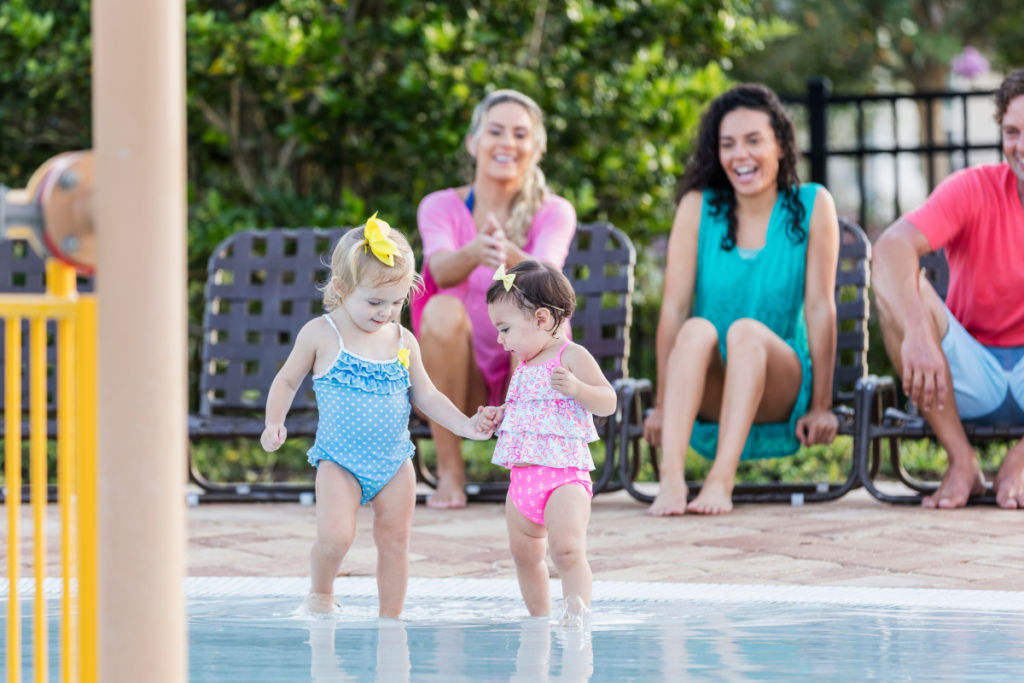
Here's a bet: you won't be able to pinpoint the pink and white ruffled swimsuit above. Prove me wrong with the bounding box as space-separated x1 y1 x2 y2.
493 341 599 525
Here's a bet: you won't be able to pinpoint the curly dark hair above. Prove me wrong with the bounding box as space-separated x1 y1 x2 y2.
995 68 1024 126
677 84 805 250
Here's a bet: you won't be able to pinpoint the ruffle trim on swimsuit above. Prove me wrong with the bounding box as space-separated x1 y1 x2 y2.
496 400 600 440
313 350 411 396
491 431 596 470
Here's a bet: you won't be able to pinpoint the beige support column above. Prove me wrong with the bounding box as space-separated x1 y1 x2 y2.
92 0 187 680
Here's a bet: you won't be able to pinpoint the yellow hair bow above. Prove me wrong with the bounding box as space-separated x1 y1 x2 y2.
397 347 410 369
493 264 516 292
363 212 399 267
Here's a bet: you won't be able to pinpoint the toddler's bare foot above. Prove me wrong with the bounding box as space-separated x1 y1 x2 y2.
648 473 689 516
304 593 341 615
687 478 733 515
556 594 591 628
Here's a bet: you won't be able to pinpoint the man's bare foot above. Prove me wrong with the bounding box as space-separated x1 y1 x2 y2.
994 443 1024 509
426 474 468 509
686 478 733 515
922 456 986 508
647 473 689 516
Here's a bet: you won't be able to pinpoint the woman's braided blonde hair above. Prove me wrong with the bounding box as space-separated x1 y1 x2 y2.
466 90 549 247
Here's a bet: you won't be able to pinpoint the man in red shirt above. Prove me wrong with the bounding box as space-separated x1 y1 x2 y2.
874 69 1024 509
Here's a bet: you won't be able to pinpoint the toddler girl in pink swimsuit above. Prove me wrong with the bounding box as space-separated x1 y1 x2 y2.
483 260 618 623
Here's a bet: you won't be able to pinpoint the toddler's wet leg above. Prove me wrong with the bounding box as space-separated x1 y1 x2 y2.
371 460 417 618
310 461 362 595
545 485 592 606
506 497 551 616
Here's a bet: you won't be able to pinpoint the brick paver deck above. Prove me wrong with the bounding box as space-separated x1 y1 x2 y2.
186 487 1024 591
6 488 1024 591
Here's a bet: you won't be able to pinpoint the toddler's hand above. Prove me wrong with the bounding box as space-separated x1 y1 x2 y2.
476 405 504 432
459 411 494 441
549 366 581 398
261 424 287 452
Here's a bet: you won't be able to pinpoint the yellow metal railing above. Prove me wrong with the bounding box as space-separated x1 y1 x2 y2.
3 261 97 683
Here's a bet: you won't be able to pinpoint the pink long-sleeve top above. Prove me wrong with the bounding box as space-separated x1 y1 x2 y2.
411 188 577 405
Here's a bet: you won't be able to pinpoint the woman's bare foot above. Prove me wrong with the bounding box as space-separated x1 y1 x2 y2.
647 473 689 516
686 478 733 515
426 474 468 509
995 443 1024 509
921 455 986 508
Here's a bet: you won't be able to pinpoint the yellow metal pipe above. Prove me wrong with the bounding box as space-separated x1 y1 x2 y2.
30 317 47 683
74 297 98 683
6 316 23 683
49 262 77 683
0 299 76 320
57 316 76 683
93 0 187 678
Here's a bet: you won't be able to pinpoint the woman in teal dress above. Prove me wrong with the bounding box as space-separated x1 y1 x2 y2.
644 84 841 515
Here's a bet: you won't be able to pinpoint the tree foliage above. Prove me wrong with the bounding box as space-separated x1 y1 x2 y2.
733 0 1024 94
1 0 784 272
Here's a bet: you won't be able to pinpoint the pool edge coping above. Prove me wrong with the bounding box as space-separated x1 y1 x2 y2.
4 577 1024 611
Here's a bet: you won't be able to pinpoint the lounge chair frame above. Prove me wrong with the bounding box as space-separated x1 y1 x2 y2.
853 250 1024 505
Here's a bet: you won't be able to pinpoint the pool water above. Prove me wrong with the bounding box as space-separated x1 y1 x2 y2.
186 597 1024 682
4 592 1024 681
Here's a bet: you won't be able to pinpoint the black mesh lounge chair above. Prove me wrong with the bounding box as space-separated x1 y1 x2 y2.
189 224 636 502
614 217 871 505
0 239 94 502
853 250 1024 505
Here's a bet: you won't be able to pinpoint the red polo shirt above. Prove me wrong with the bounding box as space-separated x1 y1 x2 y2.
905 163 1024 347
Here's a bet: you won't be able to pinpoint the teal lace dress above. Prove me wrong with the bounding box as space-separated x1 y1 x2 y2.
689 183 821 461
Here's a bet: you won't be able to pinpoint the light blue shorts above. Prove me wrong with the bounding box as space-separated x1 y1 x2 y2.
942 306 1024 426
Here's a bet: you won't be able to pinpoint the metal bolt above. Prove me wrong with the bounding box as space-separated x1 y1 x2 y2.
61 236 80 254
58 170 79 191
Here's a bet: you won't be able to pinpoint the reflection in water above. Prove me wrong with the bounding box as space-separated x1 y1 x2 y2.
512 619 551 682
307 619 351 683
432 620 466 678
306 618 410 683
513 619 593 682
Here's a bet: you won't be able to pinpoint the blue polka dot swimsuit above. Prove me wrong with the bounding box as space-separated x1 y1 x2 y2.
307 315 414 505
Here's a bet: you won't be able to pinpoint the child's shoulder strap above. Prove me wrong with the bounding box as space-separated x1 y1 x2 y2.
322 314 344 349
554 340 572 367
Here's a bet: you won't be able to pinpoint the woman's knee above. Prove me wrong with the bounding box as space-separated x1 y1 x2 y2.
725 318 769 354
673 317 718 353
420 296 471 345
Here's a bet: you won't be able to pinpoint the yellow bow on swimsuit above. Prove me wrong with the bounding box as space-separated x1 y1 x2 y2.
493 264 516 291
363 212 399 267
397 347 410 369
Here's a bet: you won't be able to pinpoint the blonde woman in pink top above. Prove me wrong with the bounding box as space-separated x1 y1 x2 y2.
412 90 577 508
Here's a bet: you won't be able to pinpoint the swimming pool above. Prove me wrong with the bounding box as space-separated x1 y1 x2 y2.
6 578 1024 681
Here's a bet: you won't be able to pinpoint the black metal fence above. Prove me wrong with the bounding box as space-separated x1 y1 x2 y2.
785 77 1003 233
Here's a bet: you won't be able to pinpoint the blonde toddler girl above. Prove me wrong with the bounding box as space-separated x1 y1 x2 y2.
261 215 494 618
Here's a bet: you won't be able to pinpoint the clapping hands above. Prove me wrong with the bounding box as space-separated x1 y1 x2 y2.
470 212 508 270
